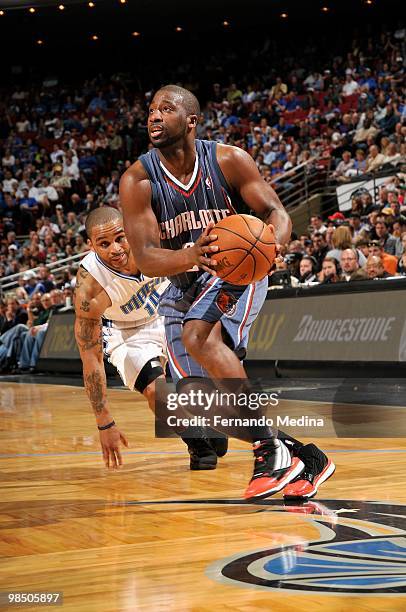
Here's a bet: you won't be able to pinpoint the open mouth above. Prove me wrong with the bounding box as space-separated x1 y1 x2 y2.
112 253 126 262
150 126 164 137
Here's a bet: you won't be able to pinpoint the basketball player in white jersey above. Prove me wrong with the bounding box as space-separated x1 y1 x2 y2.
74 207 227 469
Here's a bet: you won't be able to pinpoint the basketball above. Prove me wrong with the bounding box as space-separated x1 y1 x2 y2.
209 214 276 285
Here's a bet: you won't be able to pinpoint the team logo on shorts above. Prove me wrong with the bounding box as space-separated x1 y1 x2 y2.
216 290 238 317
207 499 406 594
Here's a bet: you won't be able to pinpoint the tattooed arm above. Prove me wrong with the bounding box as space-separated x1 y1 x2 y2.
74 265 128 467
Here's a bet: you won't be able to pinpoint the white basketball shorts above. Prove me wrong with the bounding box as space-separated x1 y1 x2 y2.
102 316 167 390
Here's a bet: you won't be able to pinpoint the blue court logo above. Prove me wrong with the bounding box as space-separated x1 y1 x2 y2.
207 500 406 594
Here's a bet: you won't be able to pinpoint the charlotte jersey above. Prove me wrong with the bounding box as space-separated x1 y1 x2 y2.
80 251 169 326
139 139 245 289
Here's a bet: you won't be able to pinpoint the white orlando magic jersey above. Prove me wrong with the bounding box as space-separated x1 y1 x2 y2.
80 251 169 325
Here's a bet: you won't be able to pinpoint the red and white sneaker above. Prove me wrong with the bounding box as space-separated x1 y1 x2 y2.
283 443 335 500
244 439 305 500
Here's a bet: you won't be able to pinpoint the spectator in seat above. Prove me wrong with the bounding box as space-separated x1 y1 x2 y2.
0 297 29 371
310 215 327 235
0 297 28 334
332 151 354 182
342 72 359 96
311 232 329 268
366 255 391 279
298 256 318 283
397 251 406 276
349 212 369 238
319 257 341 283
18 290 64 372
379 104 398 135
270 77 288 98
383 142 401 166
374 220 398 255
340 248 367 281
22 270 38 296
368 240 398 275
32 265 55 294
74 235 89 254
326 225 367 266
365 145 386 173
348 149 368 176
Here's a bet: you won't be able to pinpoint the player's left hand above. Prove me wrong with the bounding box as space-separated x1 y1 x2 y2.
99 425 129 468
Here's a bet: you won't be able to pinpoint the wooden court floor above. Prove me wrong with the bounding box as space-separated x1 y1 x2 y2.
0 381 406 611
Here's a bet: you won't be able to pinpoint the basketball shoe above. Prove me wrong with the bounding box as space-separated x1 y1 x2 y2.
182 430 228 470
283 443 335 500
244 439 305 499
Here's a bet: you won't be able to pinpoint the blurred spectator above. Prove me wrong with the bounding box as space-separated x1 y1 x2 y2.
17 290 64 372
332 151 354 182
373 221 398 255
340 248 367 281
32 266 55 294
310 215 327 235
367 240 398 275
342 72 359 96
319 257 341 283
326 226 367 266
311 232 329 268
365 145 386 173
366 255 391 279
0 297 28 334
298 256 318 283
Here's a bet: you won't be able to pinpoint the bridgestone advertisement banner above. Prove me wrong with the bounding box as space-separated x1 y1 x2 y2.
247 289 406 362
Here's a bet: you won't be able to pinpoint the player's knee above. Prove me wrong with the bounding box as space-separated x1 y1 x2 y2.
143 382 155 404
182 325 206 358
134 358 164 394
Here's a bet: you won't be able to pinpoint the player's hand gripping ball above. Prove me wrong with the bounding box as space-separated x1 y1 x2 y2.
209 214 276 285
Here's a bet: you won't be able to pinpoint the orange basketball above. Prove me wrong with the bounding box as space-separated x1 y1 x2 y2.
209 214 276 285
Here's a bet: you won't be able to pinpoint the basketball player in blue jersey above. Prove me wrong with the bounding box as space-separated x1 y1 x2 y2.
120 85 334 500
74 207 227 470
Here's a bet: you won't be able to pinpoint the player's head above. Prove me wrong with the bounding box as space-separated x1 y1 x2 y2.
85 207 130 270
148 85 200 148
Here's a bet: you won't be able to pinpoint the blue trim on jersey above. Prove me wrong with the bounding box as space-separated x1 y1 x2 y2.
95 253 143 282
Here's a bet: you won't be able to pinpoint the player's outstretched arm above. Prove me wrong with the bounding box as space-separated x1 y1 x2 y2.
119 162 219 277
217 144 292 246
73 267 128 468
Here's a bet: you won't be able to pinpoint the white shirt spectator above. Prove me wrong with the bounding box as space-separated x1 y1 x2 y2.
342 79 359 96
11 90 27 101
303 73 317 88
50 148 65 164
28 186 40 201
38 222 61 238
2 178 18 193
37 184 59 202
63 161 79 180
263 149 276 166
2 154 15 168
16 119 30 133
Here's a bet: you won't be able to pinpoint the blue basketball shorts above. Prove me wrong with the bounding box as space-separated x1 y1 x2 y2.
158 273 268 382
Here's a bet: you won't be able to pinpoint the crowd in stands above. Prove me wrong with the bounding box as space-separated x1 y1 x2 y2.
272 174 406 287
0 23 405 371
